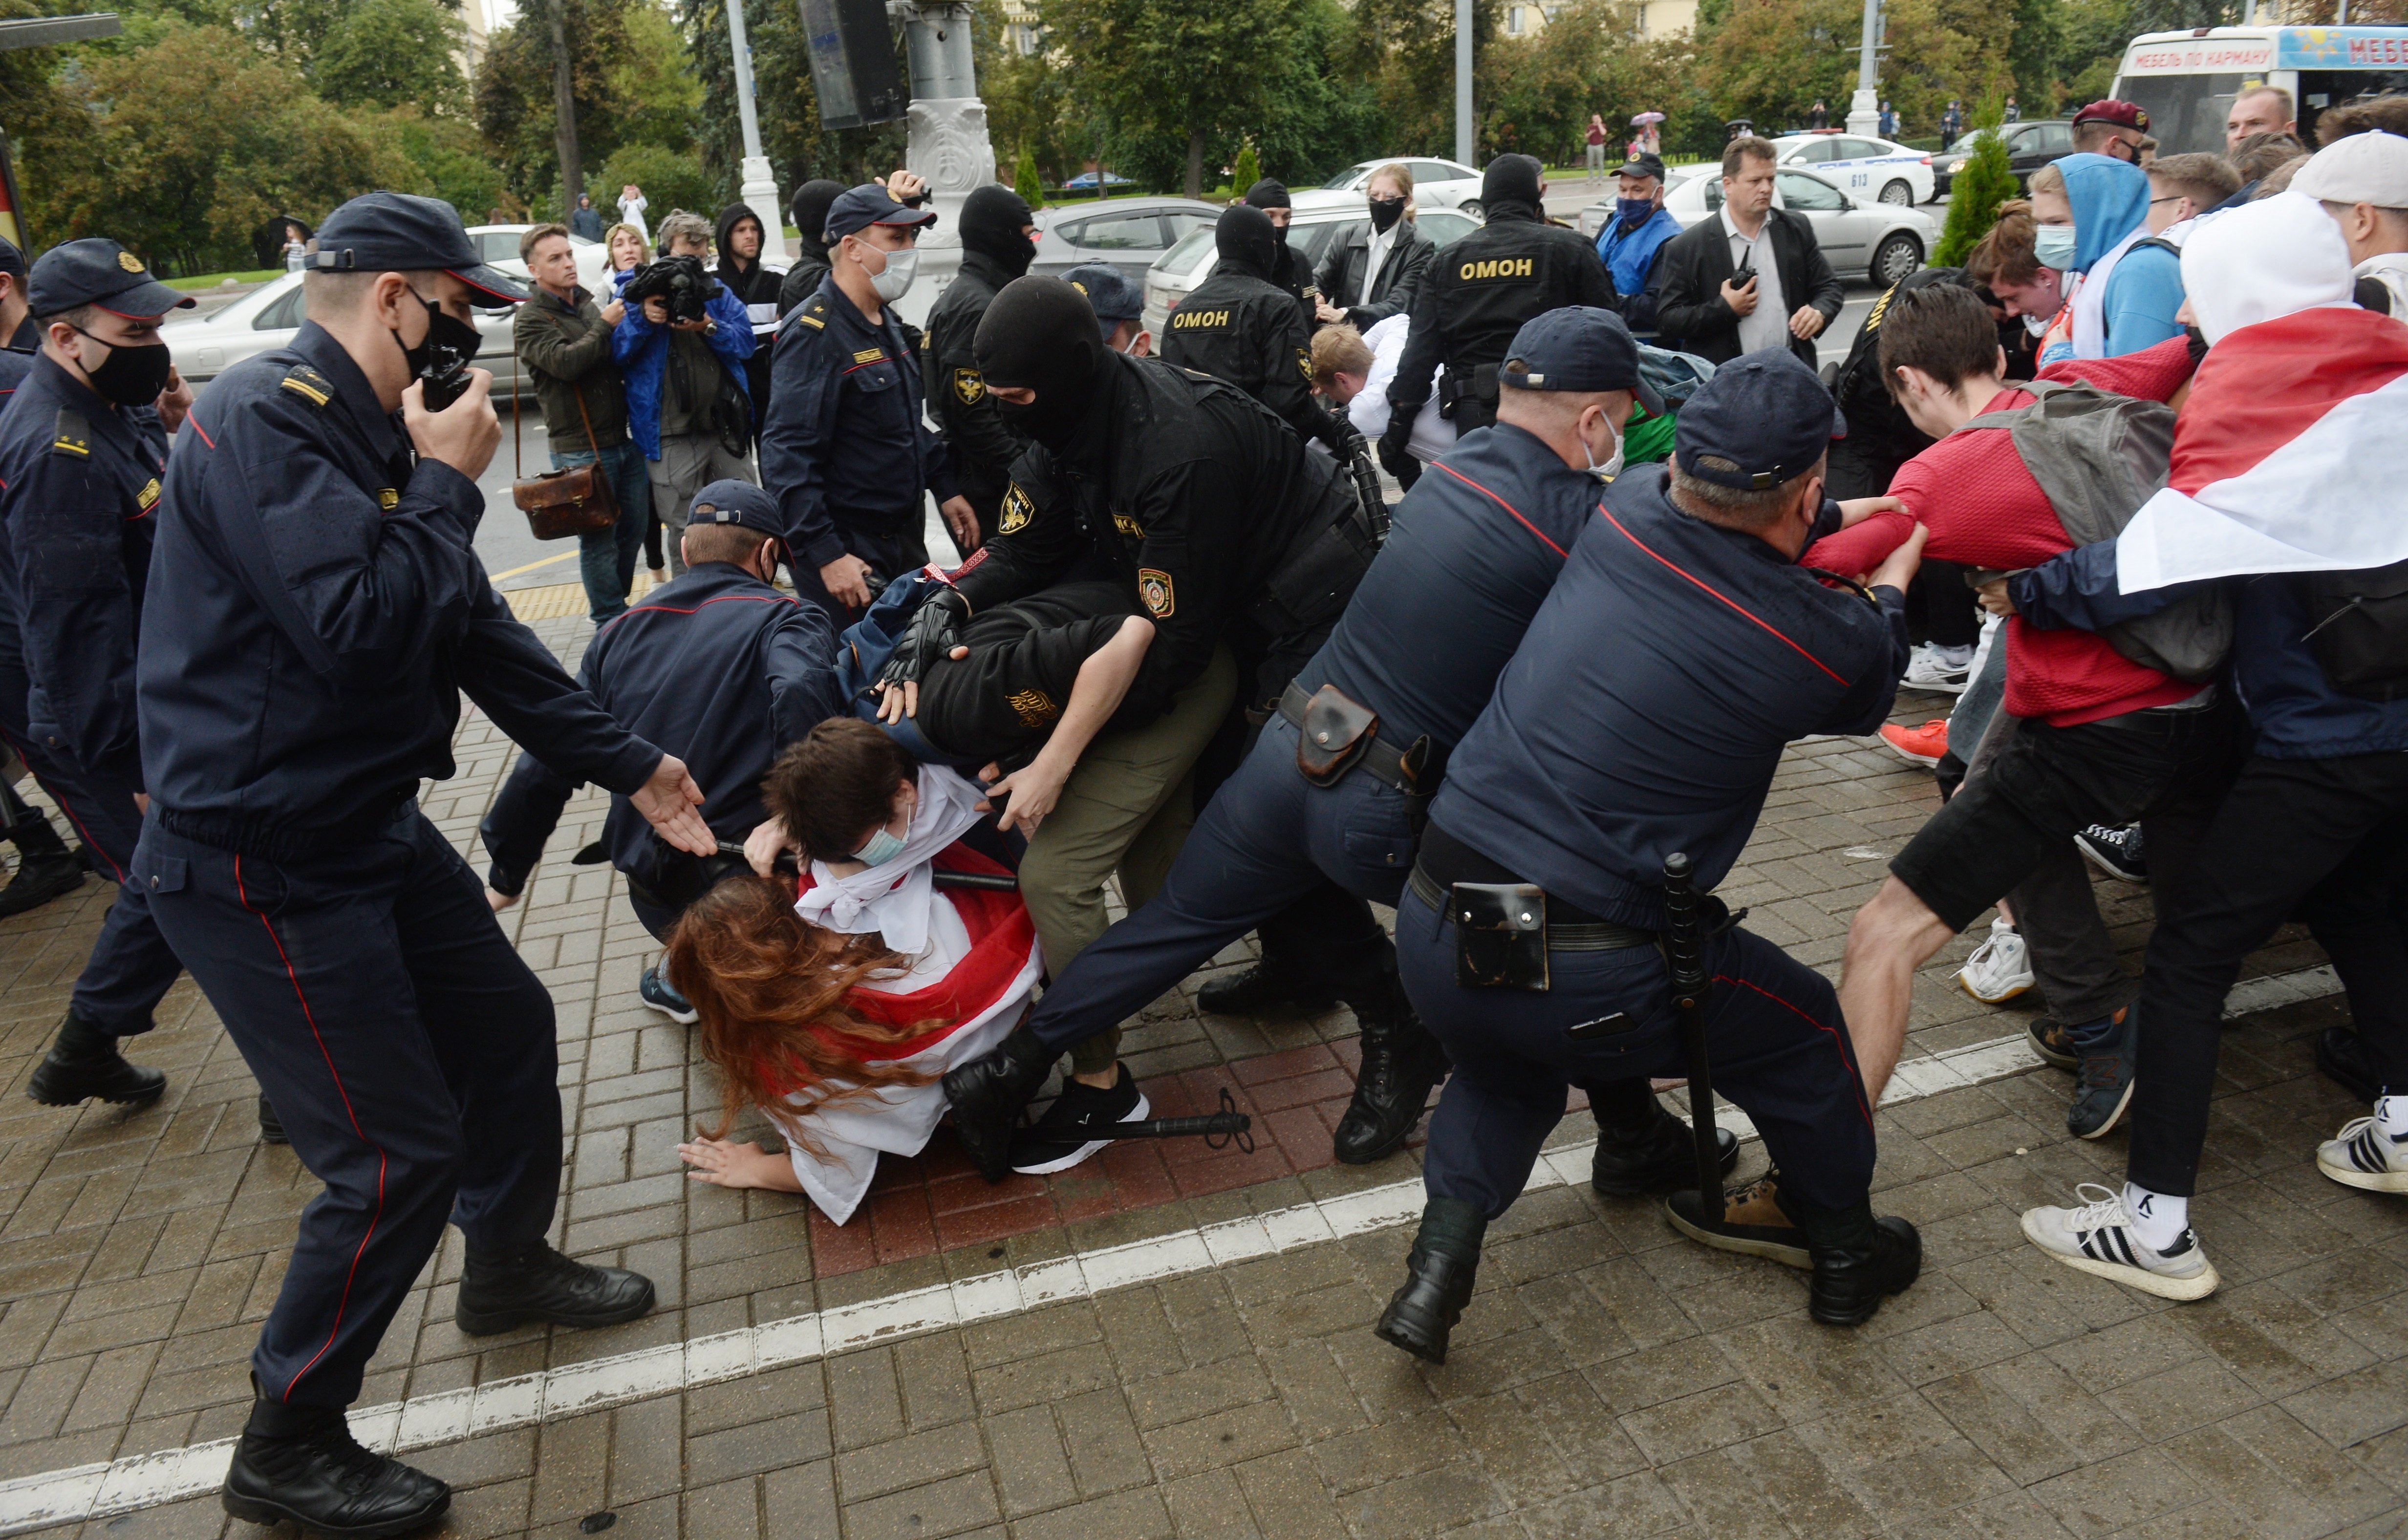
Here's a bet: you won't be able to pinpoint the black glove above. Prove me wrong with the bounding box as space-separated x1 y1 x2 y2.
1377 429 1419 489
876 586 968 694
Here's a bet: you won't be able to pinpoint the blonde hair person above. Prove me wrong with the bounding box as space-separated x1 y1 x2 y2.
603 222 650 275
1310 322 1376 396
1313 162 1436 331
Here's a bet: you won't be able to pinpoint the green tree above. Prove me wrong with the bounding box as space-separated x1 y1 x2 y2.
1479 0 1680 165
1932 123 2013 266
597 144 716 224
312 0 470 113
368 105 510 221
1014 144 1044 208
677 0 904 203
1230 142 1259 193
1333 0 1501 158
477 0 694 211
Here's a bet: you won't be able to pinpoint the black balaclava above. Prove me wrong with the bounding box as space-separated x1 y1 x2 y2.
1216 204 1280 278
1243 177 1291 213
1481 153 1544 212
975 276 1106 452
789 179 845 253
960 185 1038 278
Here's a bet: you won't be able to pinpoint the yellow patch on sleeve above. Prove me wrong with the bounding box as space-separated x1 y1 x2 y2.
998 482 1035 535
136 477 161 512
953 367 985 406
377 488 400 510
1112 512 1145 541
1139 568 1175 619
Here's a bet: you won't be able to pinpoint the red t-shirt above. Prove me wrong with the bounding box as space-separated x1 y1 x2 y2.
1805 338 2199 727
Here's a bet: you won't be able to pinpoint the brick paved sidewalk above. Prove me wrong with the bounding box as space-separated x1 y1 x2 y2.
0 618 2400 1539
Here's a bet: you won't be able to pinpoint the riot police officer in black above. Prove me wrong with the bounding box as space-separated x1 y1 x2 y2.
1243 178 1312 319
1161 205 1350 454
1382 154 1617 482
922 185 1038 549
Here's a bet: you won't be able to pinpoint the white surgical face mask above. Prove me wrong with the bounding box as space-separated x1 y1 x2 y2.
1583 417 1624 481
2031 223 2079 271
852 818 908 866
2023 312 2051 337
862 243 919 302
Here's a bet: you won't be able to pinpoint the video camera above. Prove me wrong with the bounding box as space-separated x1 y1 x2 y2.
623 254 723 325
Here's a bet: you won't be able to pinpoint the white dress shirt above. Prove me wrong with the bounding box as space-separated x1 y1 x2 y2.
1720 206 1788 355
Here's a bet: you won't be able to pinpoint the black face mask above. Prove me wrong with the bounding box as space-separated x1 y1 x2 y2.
976 276 1106 453
1367 195 1406 233
393 292 483 408
2184 323 2209 365
71 331 173 407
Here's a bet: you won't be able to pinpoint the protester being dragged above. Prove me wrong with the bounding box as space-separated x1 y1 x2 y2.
2297 128 2408 317
2009 191 2408 1299
2027 154 2186 366
1311 320 1454 466
712 203 784 443
1594 151 1682 335
613 209 757 578
1313 163 1436 334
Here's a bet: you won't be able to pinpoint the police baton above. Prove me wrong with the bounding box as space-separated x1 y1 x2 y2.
1103 1087 1254 1151
1663 851 1723 1229
1341 427 1391 543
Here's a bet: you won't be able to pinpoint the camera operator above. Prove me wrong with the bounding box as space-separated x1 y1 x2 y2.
612 209 757 578
516 223 649 624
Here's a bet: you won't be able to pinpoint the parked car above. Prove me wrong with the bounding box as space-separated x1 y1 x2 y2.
1767 132 1936 205
1932 119 2077 196
1057 170 1136 193
1141 203 1484 339
1583 166 1931 287
1290 156 1485 216
1029 196 1226 285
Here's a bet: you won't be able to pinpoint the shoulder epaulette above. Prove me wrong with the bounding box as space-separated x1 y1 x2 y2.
793 296 829 332
278 364 335 408
50 407 89 458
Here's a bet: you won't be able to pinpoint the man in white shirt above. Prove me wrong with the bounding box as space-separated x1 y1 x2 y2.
1309 315 1455 465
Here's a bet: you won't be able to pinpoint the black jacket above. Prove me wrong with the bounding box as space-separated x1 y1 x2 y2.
712 204 783 433
946 353 1374 721
1161 260 1345 453
1384 202 1617 437
1651 206 1845 368
776 248 832 317
1313 217 1438 332
1824 266 1964 495
920 250 1029 525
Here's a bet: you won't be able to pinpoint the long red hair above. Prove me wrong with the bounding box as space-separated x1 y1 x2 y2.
666 875 942 1148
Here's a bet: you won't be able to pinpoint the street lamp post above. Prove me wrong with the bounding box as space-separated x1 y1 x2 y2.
896 0 996 316
1454 0 1473 166
1846 0 1881 137
725 0 782 223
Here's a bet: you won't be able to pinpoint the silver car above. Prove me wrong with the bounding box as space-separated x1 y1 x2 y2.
1580 166 1931 288
1029 197 1226 286
1289 156 1485 216
1142 204 1484 339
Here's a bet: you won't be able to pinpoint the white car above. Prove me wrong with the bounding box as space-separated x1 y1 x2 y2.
1767 132 1936 206
1585 166 1933 288
1141 203 1485 340
1289 156 1486 216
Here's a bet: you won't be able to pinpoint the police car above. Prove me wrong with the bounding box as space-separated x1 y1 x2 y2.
1768 132 1936 205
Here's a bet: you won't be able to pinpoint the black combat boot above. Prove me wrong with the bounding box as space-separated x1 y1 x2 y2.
941 1024 1061 1181
1331 979 1450 1165
1588 1088 1740 1198
1197 959 1337 1017
222 1389 451 1538
25 1009 165 1107
258 1093 289 1145
453 1239 655 1336
0 807 86 919
1373 1198 1487 1364
1778 1185 1922 1326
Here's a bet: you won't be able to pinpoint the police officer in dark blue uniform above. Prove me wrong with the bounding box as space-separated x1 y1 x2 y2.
760 183 977 621
950 309 1746 1181
1373 351 1930 1363
2 240 196 1109
480 479 841 1016
133 191 721 1536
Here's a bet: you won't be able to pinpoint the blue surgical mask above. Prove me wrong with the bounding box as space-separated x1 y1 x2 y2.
1616 196 1656 229
2031 223 2078 272
852 821 907 866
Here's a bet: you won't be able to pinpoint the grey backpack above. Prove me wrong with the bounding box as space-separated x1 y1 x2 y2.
1950 379 2231 682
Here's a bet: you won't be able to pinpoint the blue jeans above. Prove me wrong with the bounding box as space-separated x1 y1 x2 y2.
553 442 650 624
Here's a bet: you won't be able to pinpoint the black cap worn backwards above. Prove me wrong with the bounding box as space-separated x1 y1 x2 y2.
1060 263 1143 338
1499 307 1665 415
309 192 528 306
1243 178 1291 211
824 183 939 240
1674 348 1848 492
685 480 785 539
1613 151 1669 183
27 239 196 320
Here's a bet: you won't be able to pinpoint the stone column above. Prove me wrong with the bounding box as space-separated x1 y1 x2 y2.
901 0 996 261
727 0 783 221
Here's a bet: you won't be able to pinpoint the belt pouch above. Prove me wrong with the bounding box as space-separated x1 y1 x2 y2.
1295 684 1378 785
1452 881 1549 991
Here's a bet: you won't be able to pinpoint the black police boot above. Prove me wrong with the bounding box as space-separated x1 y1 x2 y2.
1331 983 1450 1165
25 1009 165 1108
222 1389 451 1538
258 1093 289 1145
453 1240 656 1336
0 813 86 920
1778 1185 1922 1327
1197 959 1337 1018
1373 1198 1487 1365
941 1025 1060 1182
2319 1025 2380 1106
1590 1092 1740 1198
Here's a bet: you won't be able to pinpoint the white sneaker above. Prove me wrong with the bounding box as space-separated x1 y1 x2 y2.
1902 642 1975 693
2021 1183 2219 1301
2317 1115 2408 1194
1958 916 2035 1003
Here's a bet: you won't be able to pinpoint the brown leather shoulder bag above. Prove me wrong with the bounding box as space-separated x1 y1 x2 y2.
511 335 620 541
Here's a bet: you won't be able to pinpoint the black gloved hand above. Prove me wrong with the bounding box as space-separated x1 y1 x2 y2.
876 586 968 693
1377 430 1419 489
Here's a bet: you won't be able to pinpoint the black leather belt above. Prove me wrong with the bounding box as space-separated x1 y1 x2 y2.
1278 681 1448 797
1408 826 1657 952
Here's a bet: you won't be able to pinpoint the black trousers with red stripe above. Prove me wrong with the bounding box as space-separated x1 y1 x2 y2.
0 661 182 1036
1398 890 1877 1218
135 804 562 1408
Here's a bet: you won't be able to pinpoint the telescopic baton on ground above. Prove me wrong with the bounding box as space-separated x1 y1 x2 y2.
1663 852 1723 1227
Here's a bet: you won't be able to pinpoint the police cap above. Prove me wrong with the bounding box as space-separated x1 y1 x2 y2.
1673 349 1847 492
27 239 195 320
308 192 528 307
824 184 939 240
686 481 784 538
1499 307 1664 415
1613 151 1669 183
1060 263 1143 339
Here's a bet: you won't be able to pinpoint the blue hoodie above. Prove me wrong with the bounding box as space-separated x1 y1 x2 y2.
2059 153 2186 357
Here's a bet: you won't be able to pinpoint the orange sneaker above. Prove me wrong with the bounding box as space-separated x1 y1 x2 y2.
1879 719 1950 767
